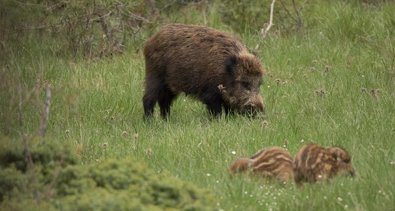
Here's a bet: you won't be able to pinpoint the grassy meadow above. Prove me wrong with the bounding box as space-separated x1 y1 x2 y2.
1 0 395 210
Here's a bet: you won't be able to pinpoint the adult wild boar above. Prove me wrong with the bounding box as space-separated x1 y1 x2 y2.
143 24 265 118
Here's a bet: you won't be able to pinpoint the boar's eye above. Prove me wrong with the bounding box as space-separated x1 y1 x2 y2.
225 55 238 75
241 81 251 90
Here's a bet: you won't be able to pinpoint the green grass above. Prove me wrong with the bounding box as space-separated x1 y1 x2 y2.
1 1 395 210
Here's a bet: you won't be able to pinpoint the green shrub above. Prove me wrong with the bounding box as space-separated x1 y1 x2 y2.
0 139 216 210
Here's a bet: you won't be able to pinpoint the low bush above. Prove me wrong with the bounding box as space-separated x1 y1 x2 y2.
0 139 216 210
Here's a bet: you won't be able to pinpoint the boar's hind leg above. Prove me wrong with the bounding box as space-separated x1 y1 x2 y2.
143 93 156 118
158 87 176 118
143 74 162 118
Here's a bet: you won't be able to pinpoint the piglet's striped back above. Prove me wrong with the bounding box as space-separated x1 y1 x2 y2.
293 144 355 184
229 147 294 183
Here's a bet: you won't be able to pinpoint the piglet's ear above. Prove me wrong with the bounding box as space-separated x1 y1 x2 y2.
328 148 339 160
329 147 346 162
225 55 238 75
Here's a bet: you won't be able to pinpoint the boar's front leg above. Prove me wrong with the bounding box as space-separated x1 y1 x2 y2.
205 99 222 116
200 85 225 117
201 94 223 116
223 104 234 116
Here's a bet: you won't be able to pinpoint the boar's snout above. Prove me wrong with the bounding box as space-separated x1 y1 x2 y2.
242 94 265 115
337 165 355 179
219 84 265 116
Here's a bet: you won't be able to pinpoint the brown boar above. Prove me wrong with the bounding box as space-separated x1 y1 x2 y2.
143 24 265 118
293 144 355 184
229 147 294 183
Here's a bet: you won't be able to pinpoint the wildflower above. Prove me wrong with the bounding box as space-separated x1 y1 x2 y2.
122 131 128 138
145 148 153 156
261 120 269 128
324 65 331 73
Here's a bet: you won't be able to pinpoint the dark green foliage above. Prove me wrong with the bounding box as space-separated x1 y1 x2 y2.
0 139 216 210
0 138 78 201
54 159 215 210
52 0 148 57
219 0 267 33
0 0 150 58
0 138 78 172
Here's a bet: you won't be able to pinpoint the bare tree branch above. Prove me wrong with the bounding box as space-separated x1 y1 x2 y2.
39 84 51 137
18 84 38 200
292 0 303 30
98 12 113 41
18 84 33 167
261 0 276 38
279 0 298 23
278 0 304 32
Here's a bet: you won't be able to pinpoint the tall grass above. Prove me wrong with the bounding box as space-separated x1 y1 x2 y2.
1 0 394 210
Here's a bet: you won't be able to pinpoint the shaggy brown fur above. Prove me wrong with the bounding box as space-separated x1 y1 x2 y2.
143 24 265 118
293 144 355 184
229 147 294 183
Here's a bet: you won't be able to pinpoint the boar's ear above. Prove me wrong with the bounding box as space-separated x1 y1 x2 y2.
225 55 238 75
